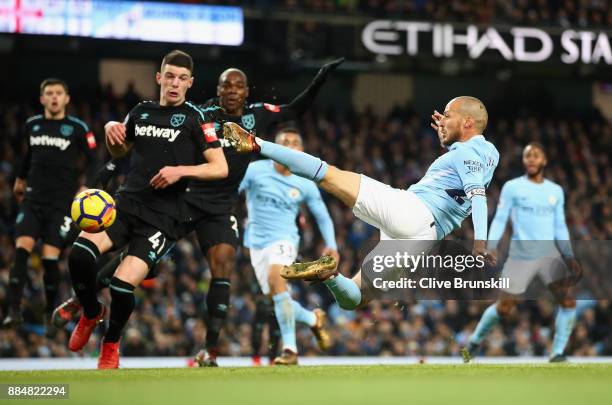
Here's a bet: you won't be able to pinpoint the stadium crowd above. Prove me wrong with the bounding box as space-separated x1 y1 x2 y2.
218 0 612 27
0 85 610 359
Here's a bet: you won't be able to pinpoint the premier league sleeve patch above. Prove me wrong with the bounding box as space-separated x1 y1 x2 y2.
263 103 281 113
202 123 219 143
85 131 97 149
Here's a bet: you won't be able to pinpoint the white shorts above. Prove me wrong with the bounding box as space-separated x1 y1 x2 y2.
250 240 298 295
352 174 437 240
500 256 567 295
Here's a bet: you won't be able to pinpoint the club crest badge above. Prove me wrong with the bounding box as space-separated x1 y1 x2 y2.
170 114 186 127
60 124 74 136
241 113 255 130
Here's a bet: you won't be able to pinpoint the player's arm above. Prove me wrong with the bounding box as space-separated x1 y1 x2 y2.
553 189 582 282
284 58 345 117
487 182 514 251
305 185 339 261
105 120 133 158
76 122 101 190
150 117 228 189
453 149 493 262
150 147 227 189
554 189 574 258
14 125 31 203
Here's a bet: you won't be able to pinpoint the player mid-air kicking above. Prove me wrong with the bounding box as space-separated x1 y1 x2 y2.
240 127 338 365
224 96 499 309
462 142 582 363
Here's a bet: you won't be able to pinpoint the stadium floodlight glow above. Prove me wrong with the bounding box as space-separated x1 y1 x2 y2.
362 20 612 65
0 0 243 46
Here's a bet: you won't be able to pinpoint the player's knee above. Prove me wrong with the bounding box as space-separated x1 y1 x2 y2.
70 237 100 264
77 231 112 253
15 236 35 252
208 245 236 277
268 269 286 294
114 256 149 286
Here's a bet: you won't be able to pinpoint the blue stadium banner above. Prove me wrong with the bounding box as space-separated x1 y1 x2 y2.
0 0 243 46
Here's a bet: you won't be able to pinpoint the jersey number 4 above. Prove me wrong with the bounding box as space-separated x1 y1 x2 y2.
148 231 166 255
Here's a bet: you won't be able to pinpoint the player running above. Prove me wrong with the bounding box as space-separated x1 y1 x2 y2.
66 50 228 369
461 142 582 363
2 78 99 335
239 128 338 365
224 96 499 310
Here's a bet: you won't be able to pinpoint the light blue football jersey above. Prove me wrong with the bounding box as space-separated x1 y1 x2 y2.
488 176 572 259
409 135 499 239
240 160 336 250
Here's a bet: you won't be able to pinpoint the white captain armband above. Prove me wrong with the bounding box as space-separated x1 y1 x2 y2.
466 188 486 199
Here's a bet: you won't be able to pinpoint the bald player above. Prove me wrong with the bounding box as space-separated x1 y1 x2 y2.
224 96 499 310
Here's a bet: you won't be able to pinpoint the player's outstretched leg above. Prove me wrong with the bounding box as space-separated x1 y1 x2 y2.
281 256 363 311
68 233 111 351
224 122 361 207
225 122 363 311
462 301 510 363
97 255 149 369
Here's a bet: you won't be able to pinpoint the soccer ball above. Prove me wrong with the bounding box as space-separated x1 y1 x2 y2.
71 189 116 233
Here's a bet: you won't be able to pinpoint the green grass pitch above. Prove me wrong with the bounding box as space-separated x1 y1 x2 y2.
2 364 611 405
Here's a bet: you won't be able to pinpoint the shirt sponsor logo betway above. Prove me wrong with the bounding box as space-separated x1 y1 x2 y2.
135 125 181 142
30 135 71 150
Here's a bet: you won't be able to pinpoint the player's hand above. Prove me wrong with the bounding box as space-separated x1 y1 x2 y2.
564 257 583 285
13 178 26 203
150 166 183 189
430 110 445 136
472 241 497 267
315 57 345 83
105 121 127 146
322 247 340 264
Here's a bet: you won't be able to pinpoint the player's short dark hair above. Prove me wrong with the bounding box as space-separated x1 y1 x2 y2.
40 78 69 95
275 127 302 143
161 50 194 74
525 141 546 156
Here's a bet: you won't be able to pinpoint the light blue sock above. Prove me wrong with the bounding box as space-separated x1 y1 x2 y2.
470 304 501 345
552 307 576 356
323 274 361 310
259 140 328 182
272 291 297 352
292 300 316 327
